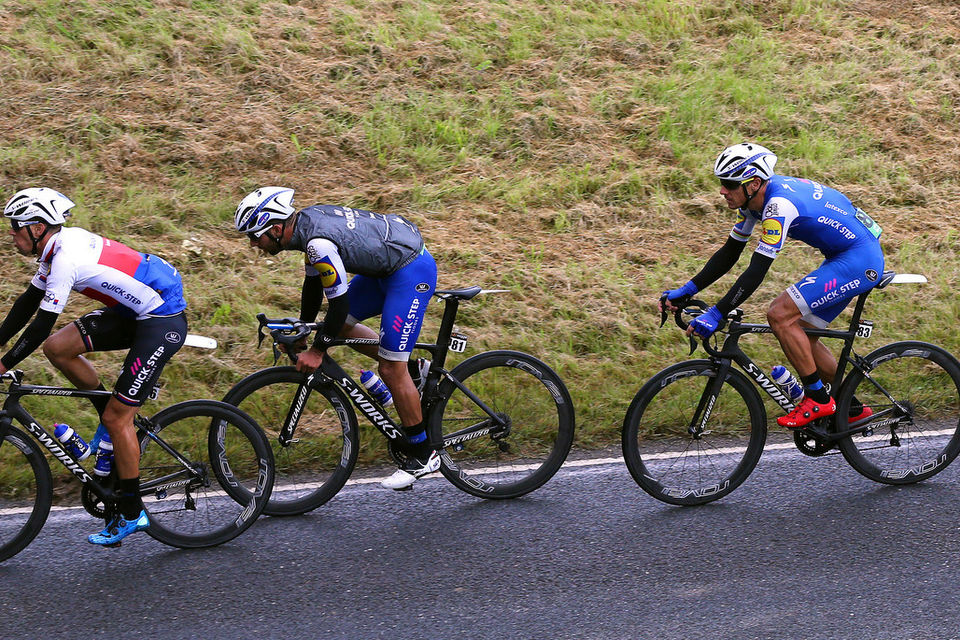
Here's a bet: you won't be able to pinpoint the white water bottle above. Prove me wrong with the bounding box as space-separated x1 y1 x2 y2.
771 365 804 402
53 424 92 461
360 370 394 406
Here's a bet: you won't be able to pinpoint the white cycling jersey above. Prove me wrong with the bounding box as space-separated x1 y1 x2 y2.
32 227 186 319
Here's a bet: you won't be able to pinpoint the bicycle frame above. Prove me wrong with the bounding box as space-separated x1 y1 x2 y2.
0 372 203 507
260 286 510 451
692 274 895 442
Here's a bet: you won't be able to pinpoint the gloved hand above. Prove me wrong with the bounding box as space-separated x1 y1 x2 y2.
660 280 699 310
688 305 723 338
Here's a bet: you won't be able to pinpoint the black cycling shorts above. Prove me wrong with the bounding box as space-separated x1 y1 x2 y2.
74 308 188 407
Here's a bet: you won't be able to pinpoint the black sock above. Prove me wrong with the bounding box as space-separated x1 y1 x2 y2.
800 373 831 404
402 422 431 457
116 477 143 520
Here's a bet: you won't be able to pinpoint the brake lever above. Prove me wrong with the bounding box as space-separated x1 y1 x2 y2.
658 295 669 328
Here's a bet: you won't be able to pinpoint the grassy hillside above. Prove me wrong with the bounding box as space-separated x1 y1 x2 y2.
1 0 959 468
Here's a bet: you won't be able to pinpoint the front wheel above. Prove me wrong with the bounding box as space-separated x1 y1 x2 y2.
0 425 53 562
428 350 575 499
137 400 273 548
622 360 767 506
222 367 359 516
836 341 960 484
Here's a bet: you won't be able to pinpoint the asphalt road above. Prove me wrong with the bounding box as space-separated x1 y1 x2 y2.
2 444 959 640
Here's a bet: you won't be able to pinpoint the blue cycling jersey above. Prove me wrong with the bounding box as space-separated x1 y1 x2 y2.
730 175 882 259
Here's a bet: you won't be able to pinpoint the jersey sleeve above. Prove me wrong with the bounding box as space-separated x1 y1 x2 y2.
754 196 799 259
36 255 76 314
304 237 349 299
729 210 757 243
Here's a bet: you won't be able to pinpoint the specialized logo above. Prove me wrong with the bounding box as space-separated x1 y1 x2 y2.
798 276 817 289
761 217 784 246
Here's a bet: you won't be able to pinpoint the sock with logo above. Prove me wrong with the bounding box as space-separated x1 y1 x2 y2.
800 373 831 404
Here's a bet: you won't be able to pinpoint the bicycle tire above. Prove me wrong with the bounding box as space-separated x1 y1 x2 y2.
836 341 960 484
622 360 767 506
0 425 53 562
223 367 359 516
428 350 575 499
137 400 273 548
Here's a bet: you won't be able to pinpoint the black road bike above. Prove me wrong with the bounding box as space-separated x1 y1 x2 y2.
223 286 575 516
0 370 274 562
622 271 960 505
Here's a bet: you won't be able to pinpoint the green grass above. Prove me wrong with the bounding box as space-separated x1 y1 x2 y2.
1 0 959 493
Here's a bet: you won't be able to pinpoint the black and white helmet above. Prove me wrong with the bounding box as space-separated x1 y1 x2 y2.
714 143 778 181
4 187 75 226
235 187 295 236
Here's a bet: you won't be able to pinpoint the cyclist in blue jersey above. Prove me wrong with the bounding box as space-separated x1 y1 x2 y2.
235 187 439 490
0 187 188 545
660 143 884 428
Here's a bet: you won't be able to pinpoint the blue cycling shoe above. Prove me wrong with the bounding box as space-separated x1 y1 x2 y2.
88 510 150 546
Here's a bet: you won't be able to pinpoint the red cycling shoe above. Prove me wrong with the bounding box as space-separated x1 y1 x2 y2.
847 405 873 424
777 396 837 429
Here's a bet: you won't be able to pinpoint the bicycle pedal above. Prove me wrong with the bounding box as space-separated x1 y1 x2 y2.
392 485 414 492
103 541 122 549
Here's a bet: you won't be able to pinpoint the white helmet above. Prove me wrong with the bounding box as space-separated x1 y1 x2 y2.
4 187 75 227
714 143 778 181
235 187 295 236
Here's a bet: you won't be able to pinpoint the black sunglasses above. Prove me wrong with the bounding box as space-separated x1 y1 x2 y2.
719 178 750 190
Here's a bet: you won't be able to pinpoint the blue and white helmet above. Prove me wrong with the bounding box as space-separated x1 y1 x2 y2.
714 143 778 181
4 187 75 226
235 187 295 236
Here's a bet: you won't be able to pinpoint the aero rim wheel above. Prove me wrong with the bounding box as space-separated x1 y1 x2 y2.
837 341 960 484
138 400 273 548
622 361 766 506
223 367 359 516
431 351 575 499
0 426 53 562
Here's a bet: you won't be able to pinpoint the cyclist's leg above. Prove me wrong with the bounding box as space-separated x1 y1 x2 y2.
91 313 187 545
342 274 385 359
42 308 134 417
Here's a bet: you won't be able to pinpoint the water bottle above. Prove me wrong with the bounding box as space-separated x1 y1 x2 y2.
53 423 91 461
93 433 114 478
771 365 804 402
359 370 394 406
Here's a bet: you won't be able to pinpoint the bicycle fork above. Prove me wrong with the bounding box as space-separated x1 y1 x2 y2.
689 360 734 438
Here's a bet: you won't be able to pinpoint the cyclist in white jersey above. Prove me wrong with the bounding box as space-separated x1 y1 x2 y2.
0 188 188 545
660 144 884 429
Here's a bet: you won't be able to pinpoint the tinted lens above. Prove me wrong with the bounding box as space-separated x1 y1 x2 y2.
719 178 743 190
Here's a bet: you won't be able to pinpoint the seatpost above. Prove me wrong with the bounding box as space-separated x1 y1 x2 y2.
432 295 461 371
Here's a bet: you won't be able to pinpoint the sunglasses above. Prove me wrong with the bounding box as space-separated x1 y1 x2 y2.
10 219 40 232
246 226 273 242
719 178 754 190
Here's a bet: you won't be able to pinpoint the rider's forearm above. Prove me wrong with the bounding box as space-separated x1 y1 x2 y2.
313 294 349 349
691 237 747 292
299 275 323 323
0 285 44 346
715 252 774 314
0 309 58 371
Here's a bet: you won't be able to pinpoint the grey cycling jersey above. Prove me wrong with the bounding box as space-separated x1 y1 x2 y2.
288 205 424 277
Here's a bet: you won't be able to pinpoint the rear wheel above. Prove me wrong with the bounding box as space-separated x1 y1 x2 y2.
836 341 960 484
622 360 767 505
137 400 273 548
223 367 359 516
429 351 575 499
0 425 53 562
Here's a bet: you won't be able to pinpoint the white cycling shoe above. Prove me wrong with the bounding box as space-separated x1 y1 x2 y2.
381 449 441 490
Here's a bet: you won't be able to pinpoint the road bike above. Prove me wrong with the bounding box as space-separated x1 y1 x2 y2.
622 271 960 505
223 286 575 516
0 366 274 562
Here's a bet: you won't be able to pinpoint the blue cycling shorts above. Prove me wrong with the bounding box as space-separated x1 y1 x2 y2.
786 242 885 328
345 247 437 361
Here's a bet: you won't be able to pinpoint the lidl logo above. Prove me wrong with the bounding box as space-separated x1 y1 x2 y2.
761 217 784 246
317 261 341 288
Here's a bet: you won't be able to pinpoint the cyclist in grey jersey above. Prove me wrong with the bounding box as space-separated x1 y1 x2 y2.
235 188 440 489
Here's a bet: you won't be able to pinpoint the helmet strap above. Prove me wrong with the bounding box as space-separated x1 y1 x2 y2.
27 223 49 255
742 179 764 211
